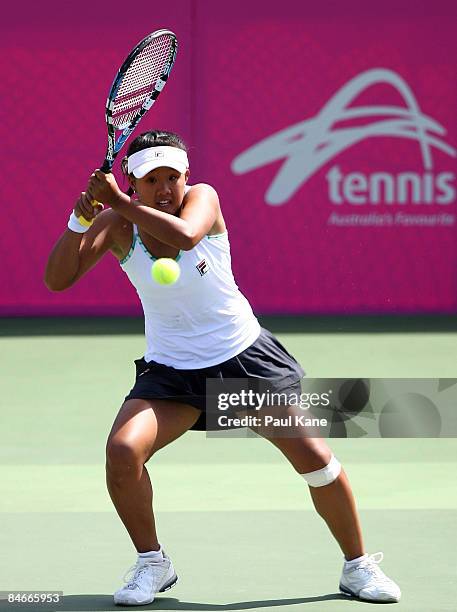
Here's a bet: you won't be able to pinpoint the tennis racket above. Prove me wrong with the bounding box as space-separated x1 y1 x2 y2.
79 29 178 226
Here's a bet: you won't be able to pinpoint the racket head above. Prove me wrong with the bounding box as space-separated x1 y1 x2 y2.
101 29 178 173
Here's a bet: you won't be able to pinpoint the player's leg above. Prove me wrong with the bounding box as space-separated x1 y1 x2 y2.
250 410 364 560
250 406 401 602
106 399 200 553
106 399 200 606
272 437 364 559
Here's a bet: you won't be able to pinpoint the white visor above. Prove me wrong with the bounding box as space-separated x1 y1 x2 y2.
127 146 189 178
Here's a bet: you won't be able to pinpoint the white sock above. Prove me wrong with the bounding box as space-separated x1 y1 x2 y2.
138 546 163 561
344 553 367 567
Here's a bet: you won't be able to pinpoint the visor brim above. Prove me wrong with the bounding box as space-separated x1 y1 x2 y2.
132 161 188 179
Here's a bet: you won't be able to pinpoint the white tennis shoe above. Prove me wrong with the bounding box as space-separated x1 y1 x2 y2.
339 552 401 602
113 551 177 606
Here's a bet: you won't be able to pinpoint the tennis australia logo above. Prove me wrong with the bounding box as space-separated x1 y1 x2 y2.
231 69 456 209
196 259 209 276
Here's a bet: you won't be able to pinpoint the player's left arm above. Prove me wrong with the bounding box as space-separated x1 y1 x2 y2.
177 183 220 244
89 172 218 250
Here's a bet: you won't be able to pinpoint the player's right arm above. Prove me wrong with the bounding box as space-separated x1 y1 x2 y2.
44 192 119 291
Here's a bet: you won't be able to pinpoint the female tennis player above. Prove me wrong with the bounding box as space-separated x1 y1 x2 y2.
45 130 400 605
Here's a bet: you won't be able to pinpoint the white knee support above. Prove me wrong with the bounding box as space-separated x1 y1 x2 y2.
301 454 341 487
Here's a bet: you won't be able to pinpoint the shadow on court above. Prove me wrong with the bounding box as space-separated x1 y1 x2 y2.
0 593 349 612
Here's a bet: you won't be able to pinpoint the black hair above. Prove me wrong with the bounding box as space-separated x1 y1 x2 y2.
121 130 187 194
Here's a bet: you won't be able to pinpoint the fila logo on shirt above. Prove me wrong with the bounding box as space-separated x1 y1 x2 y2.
196 259 209 276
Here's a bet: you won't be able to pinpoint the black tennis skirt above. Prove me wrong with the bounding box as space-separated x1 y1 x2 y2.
124 327 305 430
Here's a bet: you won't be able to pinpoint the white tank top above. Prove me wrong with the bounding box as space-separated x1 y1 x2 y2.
119 215 260 369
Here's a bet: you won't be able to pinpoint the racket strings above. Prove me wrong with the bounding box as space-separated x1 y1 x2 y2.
112 34 172 127
113 87 154 126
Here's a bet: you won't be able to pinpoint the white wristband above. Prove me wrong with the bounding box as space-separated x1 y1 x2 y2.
68 211 91 233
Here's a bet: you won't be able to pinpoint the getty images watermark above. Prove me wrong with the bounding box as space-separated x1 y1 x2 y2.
216 388 330 429
205 378 457 438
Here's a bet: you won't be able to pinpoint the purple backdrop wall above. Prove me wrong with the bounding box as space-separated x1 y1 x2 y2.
2 0 456 315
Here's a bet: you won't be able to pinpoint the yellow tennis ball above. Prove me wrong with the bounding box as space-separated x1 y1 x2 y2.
151 258 181 285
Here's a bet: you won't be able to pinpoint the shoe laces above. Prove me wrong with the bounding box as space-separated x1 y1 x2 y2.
122 560 156 590
354 552 386 578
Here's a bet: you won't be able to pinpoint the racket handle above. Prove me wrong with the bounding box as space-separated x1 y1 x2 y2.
77 162 111 226
77 200 101 227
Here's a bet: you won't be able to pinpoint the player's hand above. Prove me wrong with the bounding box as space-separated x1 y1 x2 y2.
74 191 104 223
88 170 124 208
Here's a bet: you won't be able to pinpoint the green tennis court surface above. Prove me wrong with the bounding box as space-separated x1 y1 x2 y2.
1 318 456 611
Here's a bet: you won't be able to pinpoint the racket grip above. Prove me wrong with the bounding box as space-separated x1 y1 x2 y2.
77 161 110 225
77 200 101 227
